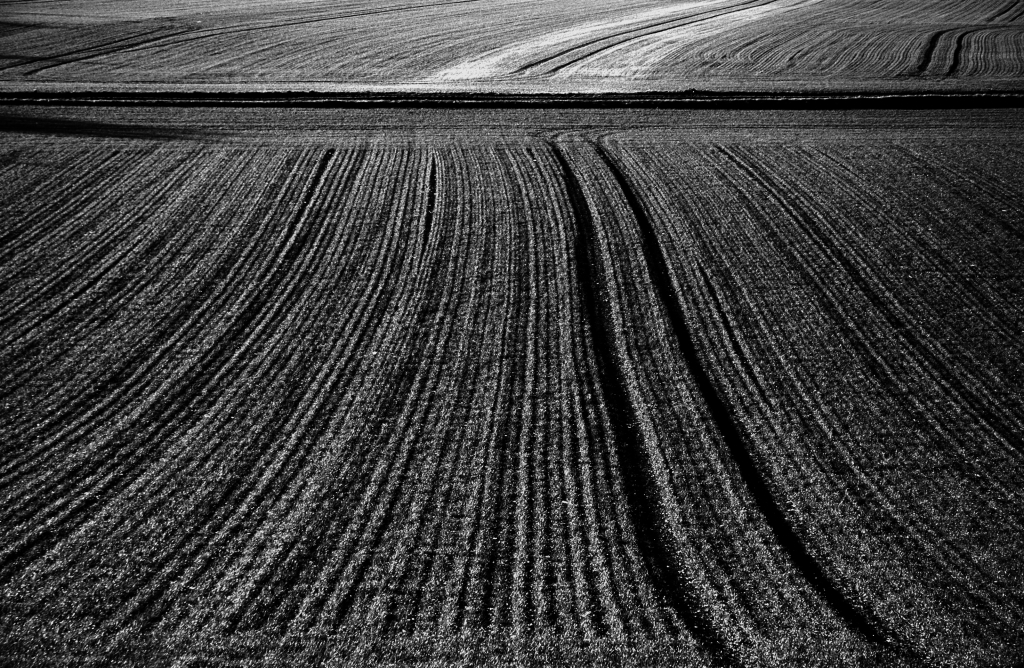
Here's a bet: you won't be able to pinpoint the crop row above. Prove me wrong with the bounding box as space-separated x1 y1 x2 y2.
0 140 706 663
2 0 1023 88
1 127 1022 665
598 137 1024 663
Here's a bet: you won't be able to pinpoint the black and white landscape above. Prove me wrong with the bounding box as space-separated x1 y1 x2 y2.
1 1 1023 666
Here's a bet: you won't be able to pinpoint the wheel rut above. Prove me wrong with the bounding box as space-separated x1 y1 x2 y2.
589 142 901 654
916 29 950 75
548 140 739 665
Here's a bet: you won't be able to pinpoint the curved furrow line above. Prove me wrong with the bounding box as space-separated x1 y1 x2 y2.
513 0 770 76
549 0 826 77
591 142 896 652
547 139 739 665
896 144 1024 244
810 147 1023 345
508 150 543 631
616 147 849 639
111 148 375 635
312 200 467 633
802 148 1024 458
727 146 1024 458
171 148 404 632
758 148 1024 595
946 29 976 75
631 142 980 658
989 0 1020 22
315 151 462 633
588 144 776 645
0 148 249 412
224 149 437 635
915 28 953 75
26 0 487 75
0 148 323 557
0 148 350 586
378 176 485 627
21 27 200 76
0 24 185 73
630 141 904 585
635 143 960 648
503 146 577 634
793 150 1024 512
721 146 1023 458
420 153 436 270
124 148 415 638
0 147 123 265
279 149 462 634
443 146 529 633
0 151 241 492
0 148 214 351
709 144 988 546
376 156 505 633
277 152 441 635
699 153 1017 650
1007 0 1024 21
0 152 297 506
714 145 1021 634
809 143 1024 334
262 154 442 635
0 146 188 337
467 143 563 633
526 140 662 636
510 144 613 636
398 152 515 633
401 390 484 633
411 146 524 634
0 148 279 488
0 149 307 422
256 153 436 635
534 144 606 634
0 146 138 271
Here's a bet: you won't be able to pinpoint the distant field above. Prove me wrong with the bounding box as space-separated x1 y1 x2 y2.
1 0 1023 91
1 106 1022 666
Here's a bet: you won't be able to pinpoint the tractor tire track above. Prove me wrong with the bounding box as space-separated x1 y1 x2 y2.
712 144 1018 646
721 146 1023 456
549 139 737 665
515 0 772 76
590 142 897 654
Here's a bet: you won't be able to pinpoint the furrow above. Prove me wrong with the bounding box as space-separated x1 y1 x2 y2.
946 29 974 76
64 0 489 69
546 0 791 76
515 0 769 76
135 148 366 635
916 29 951 74
591 142 894 653
0 147 349 589
989 0 1020 21
713 143 1013 652
137 146 403 638
548 140 735 664
725 146 1023 455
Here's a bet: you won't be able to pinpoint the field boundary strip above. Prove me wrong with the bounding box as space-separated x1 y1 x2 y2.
1 91 1024 108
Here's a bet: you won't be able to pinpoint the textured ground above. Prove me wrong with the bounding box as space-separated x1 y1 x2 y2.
1 0 1024 91
1 106 1022 666
2 1 1024 666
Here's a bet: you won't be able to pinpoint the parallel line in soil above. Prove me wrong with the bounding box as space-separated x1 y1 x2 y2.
548 140 734 664
591 142 895 651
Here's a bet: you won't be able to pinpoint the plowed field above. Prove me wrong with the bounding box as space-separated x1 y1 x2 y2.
2 0 1024 91
1 105 1022 666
